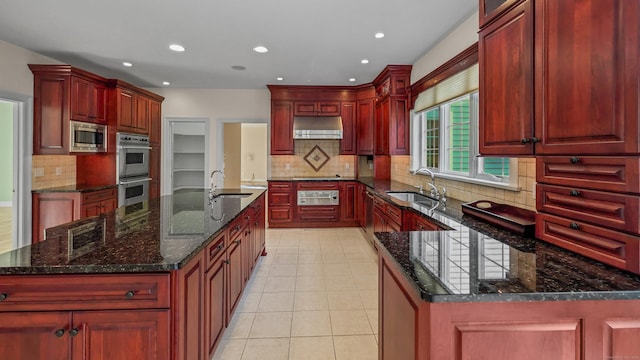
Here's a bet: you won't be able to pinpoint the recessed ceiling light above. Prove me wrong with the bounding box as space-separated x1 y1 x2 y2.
374 32 385 39
361 59 369 64
122 62 133 67
231 65 246 71
253 45 269 53
349 78 357 82
162 81 170 86
276 77 284 81
169 44 185 52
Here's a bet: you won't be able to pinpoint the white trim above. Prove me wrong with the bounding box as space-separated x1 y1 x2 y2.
0 201 12 207
163 117 210 196
408 169 521 192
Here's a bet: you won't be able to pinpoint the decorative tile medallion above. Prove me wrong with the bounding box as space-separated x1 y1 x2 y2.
303 145 330 172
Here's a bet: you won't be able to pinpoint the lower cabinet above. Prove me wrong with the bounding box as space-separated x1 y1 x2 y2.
379 248 640 360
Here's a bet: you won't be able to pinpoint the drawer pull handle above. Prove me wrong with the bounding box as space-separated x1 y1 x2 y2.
234 239 241 245
216 243 224 251
125 290 135 299
235 225 241 231
69 328 79 337
570 157 580 164
0 293 7 301
569 222 581 230
569 190 581 197
54 329 65 337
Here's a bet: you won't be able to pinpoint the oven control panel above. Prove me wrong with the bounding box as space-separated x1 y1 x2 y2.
297 190 339 206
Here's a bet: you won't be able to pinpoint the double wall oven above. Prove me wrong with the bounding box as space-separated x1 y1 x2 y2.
117 133 151 207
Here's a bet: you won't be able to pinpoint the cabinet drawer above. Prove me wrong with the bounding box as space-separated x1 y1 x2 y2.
373 196 386 210
297 206 339 222
537 184 640 235
536 213 640 273
268 182 293 191
0 274 170 311
269 192 292 206
537 156 640 193
228 218 245 241
385 204 402 226
412 214 441 231
297 182 339 190
204 233 226 271
82 188 117 204
268 207 293 223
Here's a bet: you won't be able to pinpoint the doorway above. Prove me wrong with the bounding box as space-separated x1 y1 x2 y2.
218 121 268 189
163 118 210 196
0 94 31 252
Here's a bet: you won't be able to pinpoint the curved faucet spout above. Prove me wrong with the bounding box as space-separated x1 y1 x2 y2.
210 170 225 191
412 167 435 181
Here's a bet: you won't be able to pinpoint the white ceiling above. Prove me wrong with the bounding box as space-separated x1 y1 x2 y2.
0 0 477 89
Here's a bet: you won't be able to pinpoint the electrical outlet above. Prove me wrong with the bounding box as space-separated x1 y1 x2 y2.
55 167 62 176
34 167 44 177
369 163 374 169
345 163 350 169
285 163 291 170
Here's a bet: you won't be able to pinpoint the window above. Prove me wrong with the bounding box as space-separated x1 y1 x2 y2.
412 64 514 186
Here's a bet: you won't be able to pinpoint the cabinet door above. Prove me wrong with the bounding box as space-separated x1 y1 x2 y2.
149 147 161 200
357 99 375 155
317 101 341 115
81 203 102 218
480 0 521 27
227 239 244 320
71 76 92 122
389 97 409 155
100 197 117 214
0 312 70 360
271 101 294 154
373 207 386 233
340 182 358 222
117 88 136 132
149 99 162 145
174 253 204 360
33 73 69 154
375 98 390 155
32 192 81 243
205 253 226 359
294 101 317 116
72 310 170 360
134 94 150 134
340 101 357 154
535 0 640 155
91 82 107 124
479 0 534 156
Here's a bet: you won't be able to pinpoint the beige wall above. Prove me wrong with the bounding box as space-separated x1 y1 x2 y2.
0 40 61 96
241 123 267 182
223 123 242 188
149 88 270 180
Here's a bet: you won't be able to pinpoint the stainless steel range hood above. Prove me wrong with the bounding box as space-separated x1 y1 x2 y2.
293 116 343 139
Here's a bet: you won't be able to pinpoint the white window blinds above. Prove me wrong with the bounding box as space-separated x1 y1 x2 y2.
414 63 479 113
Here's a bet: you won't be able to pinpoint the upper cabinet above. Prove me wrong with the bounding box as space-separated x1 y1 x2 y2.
30 65 109 155
270 100 295 155
479 0 522 27
372 65 412 156
356 87 375 155
479 0 640 156
340 101 357 155
294 101 341 116
111 80 163 135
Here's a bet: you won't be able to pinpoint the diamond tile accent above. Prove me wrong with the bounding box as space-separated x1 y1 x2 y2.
303 145 330 172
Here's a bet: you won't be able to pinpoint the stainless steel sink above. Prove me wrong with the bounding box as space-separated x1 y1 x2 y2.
386 191 438 207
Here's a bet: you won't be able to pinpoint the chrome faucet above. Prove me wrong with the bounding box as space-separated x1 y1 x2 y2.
413 167 439 199
209 170 225 201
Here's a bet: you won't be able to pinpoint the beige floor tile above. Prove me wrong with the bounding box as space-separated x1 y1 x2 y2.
249 312 293 338
264 276 297 292
327 291 364 310
246 276 267 293
237 292 263 313
295 276 326 292
333 335 378 360
294 292 329 311
288 336 336 360
345 252 373 263
242 338 290 360
213 339 247 360
290 310 332 337
322 253 348 264
374 334 378 344
273 254 299 265
279 238 301 247
276 247 299 255
258 292 295 312
324 275 357 291
353 274 378 290
297 263 324 276
270 263 298 277
330 310 373 335
322 263 351 277
359 290 378 310
365 309 378 334
224 312 256 339
298 253 323 263
349 262 377 276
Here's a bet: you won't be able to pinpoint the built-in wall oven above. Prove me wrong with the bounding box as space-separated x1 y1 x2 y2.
117 133 151 206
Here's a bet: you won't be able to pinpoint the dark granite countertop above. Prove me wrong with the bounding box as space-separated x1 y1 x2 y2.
268 176 357 181
32 184 118 193
365 179 640 302
0 188 265 274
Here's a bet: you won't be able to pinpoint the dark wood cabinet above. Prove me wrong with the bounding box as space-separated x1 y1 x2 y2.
340 182 358 224
479 0 534 156
357 98 375 155
173 252 204 360
114 87 135 132
270 100 294 155
373 66 412 156
407 212 442 231
373 196 402 232
71 76 107 124
294 101 341 116
268 181 294 225
375 97 390 155
133 94 150 134
226 233 244 319
112 81 163 136
0 312 71 360
149 147 161 200
479 0 521 27
340 101 357 154
204 234 226 359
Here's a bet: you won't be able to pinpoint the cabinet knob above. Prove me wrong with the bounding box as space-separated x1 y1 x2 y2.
224 260 230 265
531 137 540 143
235 225 241 231
54 329 65 337
69 328 79 337
569 190 581 197
125 290 135 299
234 239 241 245
216 243 224 251
569 222 581 230
0 293 7 301
520 138 530 144
570 157 580 164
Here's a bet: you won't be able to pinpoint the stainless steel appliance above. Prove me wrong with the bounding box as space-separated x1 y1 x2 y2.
297 190 339 206
117 133 151 206
69 120 107 153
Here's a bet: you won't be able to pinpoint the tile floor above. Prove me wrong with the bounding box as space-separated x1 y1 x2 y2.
213 227 379 360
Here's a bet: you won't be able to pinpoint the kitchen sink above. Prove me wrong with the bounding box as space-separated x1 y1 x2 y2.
386 191 438 207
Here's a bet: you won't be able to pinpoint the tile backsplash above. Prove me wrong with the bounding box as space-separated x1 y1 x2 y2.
271 140 357 178
391 156 536 210
32 155 76 190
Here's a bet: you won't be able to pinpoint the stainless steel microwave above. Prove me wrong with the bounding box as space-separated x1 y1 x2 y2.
70 120 107 153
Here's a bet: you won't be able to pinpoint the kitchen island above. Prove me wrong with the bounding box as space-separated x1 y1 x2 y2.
0 188 266 360
374 195 640 360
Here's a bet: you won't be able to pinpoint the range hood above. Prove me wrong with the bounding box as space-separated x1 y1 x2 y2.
293 116 343 139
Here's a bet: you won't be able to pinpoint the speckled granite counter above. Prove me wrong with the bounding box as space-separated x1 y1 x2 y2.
361 178 640 302
32 184 118 193
0 188 265 274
